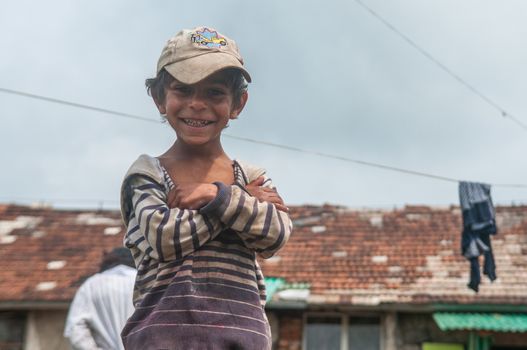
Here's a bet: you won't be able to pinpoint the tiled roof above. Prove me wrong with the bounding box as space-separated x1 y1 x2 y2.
260 204 527 306
1 203 526 307
0 204 123 303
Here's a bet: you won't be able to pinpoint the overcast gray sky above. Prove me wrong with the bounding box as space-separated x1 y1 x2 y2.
1 0 526 209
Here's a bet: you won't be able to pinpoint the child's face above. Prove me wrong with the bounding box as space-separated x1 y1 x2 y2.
156 70 247 147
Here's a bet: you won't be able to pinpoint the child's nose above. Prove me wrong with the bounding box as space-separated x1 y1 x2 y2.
188 92 207 110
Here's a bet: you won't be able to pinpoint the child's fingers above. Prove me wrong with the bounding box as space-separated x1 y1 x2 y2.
274 203 289 213
261 187 276 192
264 192 285 204
248 176 265 186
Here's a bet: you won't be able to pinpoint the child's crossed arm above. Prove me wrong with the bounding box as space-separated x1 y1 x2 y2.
126 175 223 262
212 177 292 258
167 175 292 258
127 173 291 262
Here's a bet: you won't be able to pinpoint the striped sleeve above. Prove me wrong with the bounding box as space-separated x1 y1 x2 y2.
127 175 222 262
200 181 292 259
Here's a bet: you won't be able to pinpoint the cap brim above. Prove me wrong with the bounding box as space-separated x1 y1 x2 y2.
164 52 251 85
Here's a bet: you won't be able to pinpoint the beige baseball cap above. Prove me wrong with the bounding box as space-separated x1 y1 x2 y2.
156 26 252 85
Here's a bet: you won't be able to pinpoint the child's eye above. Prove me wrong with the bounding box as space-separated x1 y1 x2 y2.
175 86 191 94
169 84 191 95
208 89 226 97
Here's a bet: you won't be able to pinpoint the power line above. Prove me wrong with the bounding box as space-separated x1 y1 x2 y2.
0 87 160 124
353 0 527 132
1 86 526 188
225 134 527 188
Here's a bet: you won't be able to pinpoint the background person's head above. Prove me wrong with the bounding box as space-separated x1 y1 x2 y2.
99 247 135 272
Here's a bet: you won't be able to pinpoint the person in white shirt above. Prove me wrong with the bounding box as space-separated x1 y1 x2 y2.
64 248 136 350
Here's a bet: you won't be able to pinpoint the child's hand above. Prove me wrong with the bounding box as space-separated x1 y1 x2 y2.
246 176 289 213
167 183 218 209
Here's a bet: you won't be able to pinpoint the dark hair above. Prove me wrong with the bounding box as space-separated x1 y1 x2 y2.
145 69 174 106
99 247 135 272
145 68 248 109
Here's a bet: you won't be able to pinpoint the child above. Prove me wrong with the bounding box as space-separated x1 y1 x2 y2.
119 26 292 350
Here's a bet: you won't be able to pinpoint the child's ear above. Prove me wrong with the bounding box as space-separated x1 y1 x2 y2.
230 91 248 120
153 95 166 115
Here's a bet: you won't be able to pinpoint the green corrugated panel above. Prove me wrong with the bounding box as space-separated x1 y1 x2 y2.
434 312 527 332
264 278 310 302
264 277 286 302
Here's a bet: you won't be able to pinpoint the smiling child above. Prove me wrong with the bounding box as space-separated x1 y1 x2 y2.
119 26 292 350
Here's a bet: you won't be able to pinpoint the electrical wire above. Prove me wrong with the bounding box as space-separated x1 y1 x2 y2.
1 86 526 188
353 0 527 132
0 87 160 124
225 134 527 188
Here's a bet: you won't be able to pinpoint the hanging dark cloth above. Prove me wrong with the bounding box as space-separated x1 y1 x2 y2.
459 182 497 292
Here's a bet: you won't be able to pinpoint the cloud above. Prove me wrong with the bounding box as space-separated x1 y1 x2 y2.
1 0 526 208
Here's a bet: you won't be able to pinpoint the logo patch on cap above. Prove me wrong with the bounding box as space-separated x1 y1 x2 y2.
190 28 227 49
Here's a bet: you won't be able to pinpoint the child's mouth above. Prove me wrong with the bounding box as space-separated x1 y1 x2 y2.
182 119 213 127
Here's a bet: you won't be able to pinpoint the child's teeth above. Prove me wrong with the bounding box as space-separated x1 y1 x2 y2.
184 119 210 127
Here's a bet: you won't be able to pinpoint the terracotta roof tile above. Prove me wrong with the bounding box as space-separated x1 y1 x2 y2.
0 205 123 302
1 203 526 306
261 205 527 306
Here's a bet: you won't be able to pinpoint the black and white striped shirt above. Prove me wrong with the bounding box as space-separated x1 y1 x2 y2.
119 154 292 349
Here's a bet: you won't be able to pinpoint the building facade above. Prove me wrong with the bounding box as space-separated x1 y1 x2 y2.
1 204 526 349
